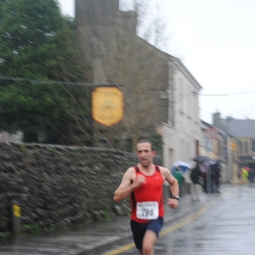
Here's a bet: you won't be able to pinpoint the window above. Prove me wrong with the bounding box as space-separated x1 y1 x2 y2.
187 142 191 161
239 140 250 155
248 140 251 154
193 93 199 123
243 141 248 154
205 132 212 151
180 139 185 158
186 84 191 117
237 140 242 154
206 138 213 151
252 140 255 152
179 78 184 113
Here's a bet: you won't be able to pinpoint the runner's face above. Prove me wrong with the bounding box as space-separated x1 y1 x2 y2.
137 142 155 167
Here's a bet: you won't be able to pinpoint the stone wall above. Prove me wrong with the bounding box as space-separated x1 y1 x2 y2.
0 142 162 233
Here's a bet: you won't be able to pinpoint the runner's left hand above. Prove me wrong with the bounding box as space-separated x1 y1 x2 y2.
167 198 179 209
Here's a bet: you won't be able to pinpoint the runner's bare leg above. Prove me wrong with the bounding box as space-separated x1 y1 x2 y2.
142 230 157 255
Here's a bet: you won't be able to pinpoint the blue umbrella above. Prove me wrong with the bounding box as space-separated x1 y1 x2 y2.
170 166 176 175
173 161 191 172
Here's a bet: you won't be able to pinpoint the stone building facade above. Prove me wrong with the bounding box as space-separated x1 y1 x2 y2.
75 0 170 153
74 0 202 160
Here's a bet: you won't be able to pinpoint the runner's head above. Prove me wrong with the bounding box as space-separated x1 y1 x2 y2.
136 139 156 167
137 139 155 151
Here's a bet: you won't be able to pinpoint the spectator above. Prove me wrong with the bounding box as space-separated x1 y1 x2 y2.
190 163 202 201
248 167 255 186
211 162 221 193
173 166 185 197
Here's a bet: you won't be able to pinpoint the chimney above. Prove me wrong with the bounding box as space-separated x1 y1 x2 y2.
75 0 120 27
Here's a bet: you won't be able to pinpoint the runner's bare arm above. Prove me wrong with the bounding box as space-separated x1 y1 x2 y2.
114 168 144 202
161 167 179 196
160 167 179 209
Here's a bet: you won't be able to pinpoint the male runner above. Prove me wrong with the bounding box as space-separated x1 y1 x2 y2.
114 139 179 255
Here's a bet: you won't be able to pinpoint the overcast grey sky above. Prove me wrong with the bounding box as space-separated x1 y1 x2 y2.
58 0 255 123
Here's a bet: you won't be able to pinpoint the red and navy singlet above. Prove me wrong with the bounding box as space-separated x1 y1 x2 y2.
130 165 164 223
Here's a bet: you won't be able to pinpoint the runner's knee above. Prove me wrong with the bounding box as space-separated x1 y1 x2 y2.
143 242 153 255
143 231 156 254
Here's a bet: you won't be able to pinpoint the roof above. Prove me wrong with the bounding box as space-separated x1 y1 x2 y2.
201 119 227 136
136 37 202 91
222 118 255 137
201 119 213 129
168 55 202 91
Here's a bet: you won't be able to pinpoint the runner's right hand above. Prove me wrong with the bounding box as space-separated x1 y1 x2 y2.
134 175 146 188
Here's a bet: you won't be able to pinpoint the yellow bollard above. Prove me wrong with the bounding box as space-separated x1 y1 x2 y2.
11 201 21 235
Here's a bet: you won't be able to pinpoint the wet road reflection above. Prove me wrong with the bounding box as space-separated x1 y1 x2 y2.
103 185 255 255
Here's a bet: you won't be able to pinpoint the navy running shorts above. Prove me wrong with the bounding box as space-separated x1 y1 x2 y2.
130 217 164 250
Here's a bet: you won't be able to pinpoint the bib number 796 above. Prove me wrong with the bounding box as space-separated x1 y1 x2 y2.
136 201 158 220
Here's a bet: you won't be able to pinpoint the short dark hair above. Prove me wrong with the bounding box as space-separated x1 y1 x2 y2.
137 139 155 151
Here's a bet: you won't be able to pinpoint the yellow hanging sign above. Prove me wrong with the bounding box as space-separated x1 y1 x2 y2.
92 87 124 127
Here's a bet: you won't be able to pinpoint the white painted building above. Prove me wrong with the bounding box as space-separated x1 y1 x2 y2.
162 56 202 170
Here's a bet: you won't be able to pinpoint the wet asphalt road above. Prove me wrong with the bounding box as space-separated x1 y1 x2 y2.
102 184 255 255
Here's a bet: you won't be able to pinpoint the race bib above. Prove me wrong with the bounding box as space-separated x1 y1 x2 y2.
136 201 158 220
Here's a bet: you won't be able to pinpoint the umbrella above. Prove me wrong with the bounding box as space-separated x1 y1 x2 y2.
171 161 191 174
216 157 225 163
173 161 191 172
171 161 191 175
202 159 215 172
193 155 211 163
170 166 176 175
